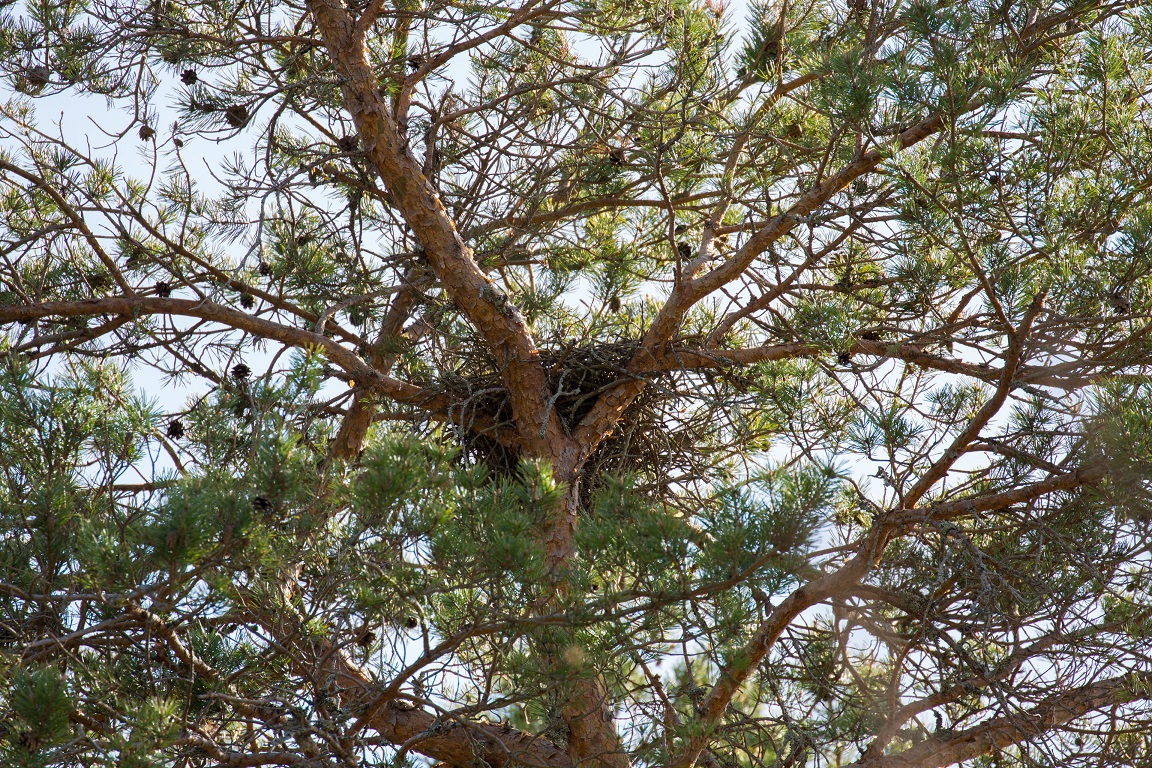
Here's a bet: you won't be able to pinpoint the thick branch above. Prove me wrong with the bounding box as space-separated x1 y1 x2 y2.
307 0 570 462
241 585 573 768
851 671 1152 768
571 112 949 467
887 464 1106 529
330 271 426 460
582 339 1128 391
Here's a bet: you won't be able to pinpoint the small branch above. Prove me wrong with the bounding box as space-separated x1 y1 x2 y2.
0 297 450 416
665 463 1105 768
0 159 133 296
176 734 303 767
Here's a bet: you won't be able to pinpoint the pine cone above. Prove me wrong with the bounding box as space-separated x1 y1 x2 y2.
224 104 249 128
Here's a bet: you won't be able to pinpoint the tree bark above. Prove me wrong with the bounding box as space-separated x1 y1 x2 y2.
544 484 630 768
305 3 623 765
330 272 426 460
307 0 571 461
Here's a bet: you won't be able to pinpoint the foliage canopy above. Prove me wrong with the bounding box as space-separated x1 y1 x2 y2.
2 0 1152 767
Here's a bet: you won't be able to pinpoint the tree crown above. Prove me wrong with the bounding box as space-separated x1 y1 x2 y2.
2 0 1152 767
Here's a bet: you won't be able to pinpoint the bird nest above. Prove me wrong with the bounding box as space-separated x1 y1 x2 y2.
434 341 738 506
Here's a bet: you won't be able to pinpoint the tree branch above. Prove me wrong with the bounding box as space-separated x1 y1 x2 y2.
329 269 428 460
239 584 574 768
666 463 1106 768
307 0 571 463
851 670 1152 768
571 111 950 468
0 297 449 417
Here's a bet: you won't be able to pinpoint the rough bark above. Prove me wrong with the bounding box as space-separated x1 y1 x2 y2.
306 0 572 464
305 3 623 765
241 588 574 768
544 485 629 768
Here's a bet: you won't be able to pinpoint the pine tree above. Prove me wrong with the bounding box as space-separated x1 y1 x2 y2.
2 1 1152 766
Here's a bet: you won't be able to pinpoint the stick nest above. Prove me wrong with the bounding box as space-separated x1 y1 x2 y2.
433 341 743 506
